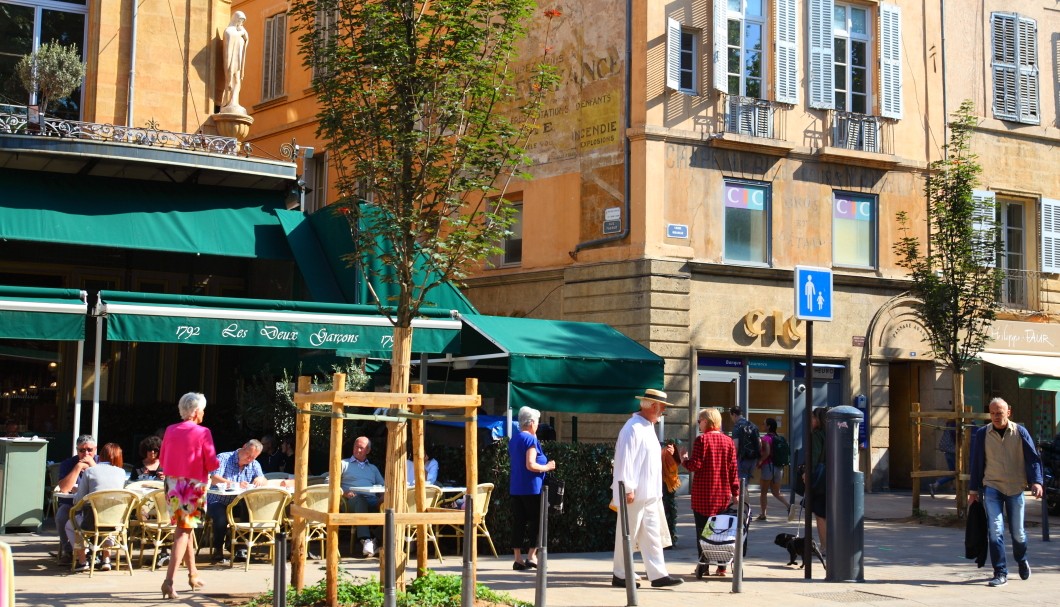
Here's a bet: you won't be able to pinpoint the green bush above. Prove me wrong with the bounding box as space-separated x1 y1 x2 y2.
246 571 530 607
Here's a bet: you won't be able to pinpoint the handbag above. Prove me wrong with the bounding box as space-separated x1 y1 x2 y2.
544 474 565 513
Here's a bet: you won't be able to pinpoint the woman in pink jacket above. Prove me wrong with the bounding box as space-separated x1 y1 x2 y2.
158 392 218 599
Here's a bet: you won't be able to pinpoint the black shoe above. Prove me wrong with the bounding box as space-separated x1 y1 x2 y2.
513 560 530 571
651 575 684 588
524 560 537 569
73 561 91 573
1018 560 1030 580
157 553 170 567
987 574 1007 587
212 556 231 566
928 483 936 499
611 575 639 588
307 551 320 560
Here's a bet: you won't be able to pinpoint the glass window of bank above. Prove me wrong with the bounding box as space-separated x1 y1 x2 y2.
832 191 876 268
723 180 770 265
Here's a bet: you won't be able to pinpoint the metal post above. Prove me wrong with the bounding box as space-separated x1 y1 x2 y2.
273 532 288 607
534 489 549 607
804 320 814 580
1042 489 1050 541
461 493 475 607
824 406 865 582
383 509 396 607
732 478 745 592
618 481 637 606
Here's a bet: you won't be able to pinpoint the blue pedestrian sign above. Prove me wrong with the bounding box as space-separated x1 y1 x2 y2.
794 265 833 322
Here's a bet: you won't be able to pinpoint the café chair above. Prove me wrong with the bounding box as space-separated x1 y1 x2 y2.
428 483 497 557
125 480 164 493
44 462 61 520
69 489 139 577
403 484 444 564
136 488 176 571
226 487 291 570
292 485 330 560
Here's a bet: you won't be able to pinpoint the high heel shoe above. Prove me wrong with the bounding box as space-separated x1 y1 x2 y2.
161 579 178 599
188 574 204 590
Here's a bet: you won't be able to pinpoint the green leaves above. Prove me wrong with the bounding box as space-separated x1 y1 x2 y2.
14 41 85 115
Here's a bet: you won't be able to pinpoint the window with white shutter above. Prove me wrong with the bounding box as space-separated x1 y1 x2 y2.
774 0 797 104
807 0 834 109
261 13 287 102
713 0 728 92
878 3 901 119
991 13 1039 125
667 17 697 94
971 190 997 269
1042 198 1060 274
724 0 767 99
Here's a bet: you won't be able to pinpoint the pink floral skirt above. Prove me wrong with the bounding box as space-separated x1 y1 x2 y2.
165 476 208 529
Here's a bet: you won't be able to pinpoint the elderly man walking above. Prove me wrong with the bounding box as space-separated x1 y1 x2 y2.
611 389 683 589
969 397 1043 587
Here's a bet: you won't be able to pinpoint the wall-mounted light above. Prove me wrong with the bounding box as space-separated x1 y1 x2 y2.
48 362 58 368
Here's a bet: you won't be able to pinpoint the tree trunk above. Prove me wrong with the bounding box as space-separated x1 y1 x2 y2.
953 370 967 517
382 325 413 587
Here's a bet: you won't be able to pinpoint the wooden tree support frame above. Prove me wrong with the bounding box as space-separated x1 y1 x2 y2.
909 402 990 516
288 374 481 605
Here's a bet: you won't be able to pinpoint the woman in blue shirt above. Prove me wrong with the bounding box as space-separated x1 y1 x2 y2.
508 406 556 571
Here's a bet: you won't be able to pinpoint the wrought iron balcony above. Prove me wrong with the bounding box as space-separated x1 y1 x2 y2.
0 104 247 156
829 111 892 154
999 268 1032 310
726 96 785 140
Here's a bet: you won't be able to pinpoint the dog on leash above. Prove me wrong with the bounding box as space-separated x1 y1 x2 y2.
774 533 826 570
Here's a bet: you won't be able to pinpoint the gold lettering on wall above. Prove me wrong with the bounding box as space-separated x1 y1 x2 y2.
742 309 802 344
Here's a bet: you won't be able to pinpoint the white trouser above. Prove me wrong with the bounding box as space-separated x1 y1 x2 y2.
612 496 670 581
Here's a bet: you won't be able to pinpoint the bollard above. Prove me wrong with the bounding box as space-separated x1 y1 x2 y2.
618 481 637 606
534 489 549 607
732 478 745 593
1042 486 1050 542
273 531 288 607
461 493 475 607
825 406 865 582
383 509 396 607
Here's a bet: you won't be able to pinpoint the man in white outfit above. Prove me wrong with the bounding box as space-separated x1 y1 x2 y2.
611 388 684 589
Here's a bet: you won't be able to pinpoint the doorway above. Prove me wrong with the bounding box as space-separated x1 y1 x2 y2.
888 360 933 489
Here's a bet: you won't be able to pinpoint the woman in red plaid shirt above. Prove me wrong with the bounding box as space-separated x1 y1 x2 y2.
681 407 740 576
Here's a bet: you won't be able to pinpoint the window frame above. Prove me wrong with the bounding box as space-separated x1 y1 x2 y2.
996 198 1026 307
832 2 871 114
666 18 698 94
261 12 287 102
725 0 767 99
830 190 877 269
722 179 772 266
488 198 523 268
990 12 1039 125
302 151 328 215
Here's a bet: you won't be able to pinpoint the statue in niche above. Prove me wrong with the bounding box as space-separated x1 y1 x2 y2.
220 11 249 114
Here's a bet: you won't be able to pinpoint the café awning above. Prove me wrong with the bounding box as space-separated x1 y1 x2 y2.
979 352 1060 391
93 291 461 356
0 286 87 340
457 315 664 414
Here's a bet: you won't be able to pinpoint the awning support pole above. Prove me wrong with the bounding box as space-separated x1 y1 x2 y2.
91 315 102 442
72 339 84 455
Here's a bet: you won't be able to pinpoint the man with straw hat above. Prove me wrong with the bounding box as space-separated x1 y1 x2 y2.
611 388 684 589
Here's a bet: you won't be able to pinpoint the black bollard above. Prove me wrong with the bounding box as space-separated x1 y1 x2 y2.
618 481 637 607
273 531 288 607
825 406 865 582
534 489 548 607
732 478 745 593
461 493 475 607
383 509 396 607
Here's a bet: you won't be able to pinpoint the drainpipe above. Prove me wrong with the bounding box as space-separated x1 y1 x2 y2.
572 0 633 255
939 0 948 159
126 0 139 127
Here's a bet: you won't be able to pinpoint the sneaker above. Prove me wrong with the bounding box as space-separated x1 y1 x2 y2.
361 538 376 558
650 575 684 588
74 561 91 572
234 549 249 563
157 553 170 566
987 574 1007 587
1018 560 1030 580
212 556 231 566
611 575 639 589
99 558 112 572
756 514 768 521
928 483 937 499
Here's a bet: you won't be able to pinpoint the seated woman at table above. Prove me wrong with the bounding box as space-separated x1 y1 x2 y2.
135 435 165 481
66 442 127 572
405 448 439 486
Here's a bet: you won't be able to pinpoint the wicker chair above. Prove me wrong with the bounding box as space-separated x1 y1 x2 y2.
428 483 497 557
403 485 444 564
136 488 177 570
69 489 139 576
227 488 291 570
294 485 330 559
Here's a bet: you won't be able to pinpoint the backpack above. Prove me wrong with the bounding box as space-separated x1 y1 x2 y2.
770 433 791 467
735 419 761 461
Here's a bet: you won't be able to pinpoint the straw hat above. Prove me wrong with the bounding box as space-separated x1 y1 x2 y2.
636 388 673 407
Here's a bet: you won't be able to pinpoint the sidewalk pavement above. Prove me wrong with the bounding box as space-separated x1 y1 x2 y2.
7 489 1059 607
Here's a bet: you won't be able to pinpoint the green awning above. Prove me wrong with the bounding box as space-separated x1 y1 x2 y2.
275 209 346 303
979 352 1060 392
460 315 664 414
95 291 460 356
0 168 293 259
0 285 87 340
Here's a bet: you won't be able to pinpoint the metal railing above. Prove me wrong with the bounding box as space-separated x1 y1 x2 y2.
829 111 892 154
999 267 1033 309
0 105 247 156
726 95 786 140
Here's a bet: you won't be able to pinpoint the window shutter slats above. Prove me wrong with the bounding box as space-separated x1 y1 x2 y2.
261 17 274 99
774 0 797 104
1016 16 1039 124
1042 198 1060 274
713 0 727 92
991 12 1038 124
666 17 681 91
878 3 902 119
808 0 834 109
972 190 997 269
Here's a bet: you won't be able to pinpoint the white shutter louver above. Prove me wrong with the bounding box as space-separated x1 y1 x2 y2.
1016 16 1039 124
666 17 682 91
808 0 835 109
991 13 1019 121
878 3 902 119
774 0 798 104
972 190 997 269
1042 198 1060 274
713 0 728 92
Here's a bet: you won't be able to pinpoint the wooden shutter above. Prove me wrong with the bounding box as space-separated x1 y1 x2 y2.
972 190 997 268
1016 16 1039 124
774 0 798 104
713 0 728 92
991 13 1018 121
667 17 682 91
1042 198 1060 274
878 3 901 119
262 17 276 99
808 0 834 109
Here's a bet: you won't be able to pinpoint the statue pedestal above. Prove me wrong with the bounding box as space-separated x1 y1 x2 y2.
214 112 254 141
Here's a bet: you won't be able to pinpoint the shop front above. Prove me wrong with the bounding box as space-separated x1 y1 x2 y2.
977 319 1060 442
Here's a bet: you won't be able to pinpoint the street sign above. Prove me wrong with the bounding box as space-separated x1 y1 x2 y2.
794 265 833 321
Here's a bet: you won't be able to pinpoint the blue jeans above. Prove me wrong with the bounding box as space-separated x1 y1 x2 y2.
345 493 380 540
982 486 1027 576
934 452 955 489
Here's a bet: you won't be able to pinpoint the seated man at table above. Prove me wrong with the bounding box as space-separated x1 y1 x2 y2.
66 442 127 571
336 436 384 557
54 434 98 563
207 439 266 564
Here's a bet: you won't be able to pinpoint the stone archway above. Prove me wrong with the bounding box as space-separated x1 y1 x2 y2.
864 295 938 490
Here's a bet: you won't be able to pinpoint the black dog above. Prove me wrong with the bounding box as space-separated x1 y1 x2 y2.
774 533 826 570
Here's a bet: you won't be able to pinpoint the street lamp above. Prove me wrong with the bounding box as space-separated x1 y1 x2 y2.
281 138 315 212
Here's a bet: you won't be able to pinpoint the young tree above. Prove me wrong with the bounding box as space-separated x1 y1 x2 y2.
289 0 558 581
893 100 1003 514
15 42 85 116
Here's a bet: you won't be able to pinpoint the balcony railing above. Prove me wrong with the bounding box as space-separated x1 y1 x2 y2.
0 105 246 156
829 111 893 154
726 96 785 140
999 267 1032 310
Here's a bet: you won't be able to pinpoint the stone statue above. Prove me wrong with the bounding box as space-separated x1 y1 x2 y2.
220 11 248 114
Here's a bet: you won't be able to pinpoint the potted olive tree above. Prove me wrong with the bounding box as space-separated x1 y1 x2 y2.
15 41 86 126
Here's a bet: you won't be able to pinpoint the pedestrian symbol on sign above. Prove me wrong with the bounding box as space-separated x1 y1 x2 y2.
794 266 833 322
